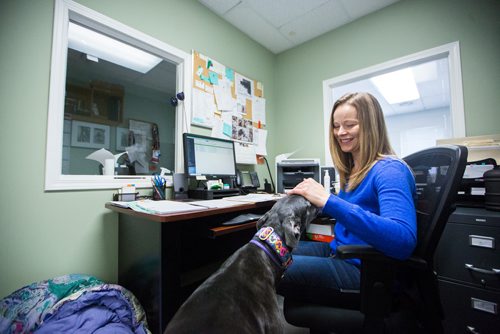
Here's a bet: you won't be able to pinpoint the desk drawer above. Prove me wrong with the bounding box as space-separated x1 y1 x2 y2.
440 280 500 334
435 222 500 290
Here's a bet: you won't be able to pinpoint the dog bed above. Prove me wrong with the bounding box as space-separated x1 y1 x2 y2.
0 274 150 334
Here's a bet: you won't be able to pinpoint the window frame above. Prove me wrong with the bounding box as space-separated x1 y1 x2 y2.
45 0 192 190
322 42 465 166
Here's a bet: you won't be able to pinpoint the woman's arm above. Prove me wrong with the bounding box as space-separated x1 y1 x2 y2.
323 161 417 259
289 160 417 260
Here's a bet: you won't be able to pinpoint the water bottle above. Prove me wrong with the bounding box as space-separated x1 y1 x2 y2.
323 169 331 193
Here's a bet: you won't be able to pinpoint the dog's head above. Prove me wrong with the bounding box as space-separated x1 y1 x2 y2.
256 195 320 249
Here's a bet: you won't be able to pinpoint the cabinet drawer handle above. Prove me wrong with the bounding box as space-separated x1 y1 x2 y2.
465 263 500 275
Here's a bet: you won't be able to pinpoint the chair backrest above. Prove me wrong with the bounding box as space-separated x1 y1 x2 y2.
403 145 468 261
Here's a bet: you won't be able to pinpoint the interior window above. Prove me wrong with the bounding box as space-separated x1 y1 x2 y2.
45 0 191 190
64 22 176 176
322 42 465 164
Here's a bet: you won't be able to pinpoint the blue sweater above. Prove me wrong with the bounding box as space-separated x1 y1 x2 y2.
322 157 417 263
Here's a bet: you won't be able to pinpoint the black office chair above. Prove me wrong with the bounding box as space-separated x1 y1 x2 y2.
283 145 468 334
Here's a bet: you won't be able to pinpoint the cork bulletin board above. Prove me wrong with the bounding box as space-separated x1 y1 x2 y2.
190 51 267 164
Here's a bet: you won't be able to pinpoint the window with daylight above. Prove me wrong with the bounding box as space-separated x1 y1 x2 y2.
322 42 464 165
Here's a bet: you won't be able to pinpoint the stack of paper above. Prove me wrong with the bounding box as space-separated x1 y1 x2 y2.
188 199 244 209
306 221 335 243
109 199 208 214
222 193 284 203
109 194 283 213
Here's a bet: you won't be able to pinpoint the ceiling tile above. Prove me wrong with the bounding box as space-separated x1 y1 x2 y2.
340 0 400 18
278 0 351 45
421 94 450 110
245 0 330 28
224 5 294 54
198 0 401 53
418 78 449 98
198 0 241 15
391 99 425 114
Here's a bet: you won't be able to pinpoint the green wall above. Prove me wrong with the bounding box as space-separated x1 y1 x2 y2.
1 0 499 298
0 0 275 298
274 0 500 164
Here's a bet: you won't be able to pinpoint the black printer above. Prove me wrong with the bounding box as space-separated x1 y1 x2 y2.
456 158 496 207
276 159 320 193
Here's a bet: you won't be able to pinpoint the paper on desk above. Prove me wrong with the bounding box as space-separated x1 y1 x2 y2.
134 200 208 214
108 201 151 214
109 201 130 208
189 199 244 209
108 200 208 214
222 193 284 203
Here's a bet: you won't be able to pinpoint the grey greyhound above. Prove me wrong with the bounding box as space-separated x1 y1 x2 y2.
164 195 320 334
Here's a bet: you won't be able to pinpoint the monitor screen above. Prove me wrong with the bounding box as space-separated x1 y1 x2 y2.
183 133 237 179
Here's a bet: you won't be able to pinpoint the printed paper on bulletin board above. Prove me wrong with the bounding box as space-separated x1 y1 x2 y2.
192 51 234 128
191 50 268 161
191 51 265 126
192 51 235 97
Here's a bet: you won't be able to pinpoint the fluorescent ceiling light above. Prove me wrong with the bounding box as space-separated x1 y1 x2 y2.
371 68 420 104
68 22 162 73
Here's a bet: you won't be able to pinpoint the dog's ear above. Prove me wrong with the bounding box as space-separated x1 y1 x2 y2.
256 211 270 230
283 216 301 249
303 201 320 228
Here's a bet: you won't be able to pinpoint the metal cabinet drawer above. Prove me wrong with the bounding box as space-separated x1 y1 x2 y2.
435 222 500 290
448 207 500 226
439 280 499 334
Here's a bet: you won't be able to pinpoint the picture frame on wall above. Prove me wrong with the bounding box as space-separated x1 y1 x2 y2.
116 127 129 151
71 120 110 149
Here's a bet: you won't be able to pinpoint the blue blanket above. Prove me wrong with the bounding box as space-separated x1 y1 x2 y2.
0 274 150 334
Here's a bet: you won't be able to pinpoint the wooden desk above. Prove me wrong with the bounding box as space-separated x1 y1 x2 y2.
105 200 276 334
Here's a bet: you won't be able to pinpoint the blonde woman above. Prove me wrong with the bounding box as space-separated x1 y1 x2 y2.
279 92 417 304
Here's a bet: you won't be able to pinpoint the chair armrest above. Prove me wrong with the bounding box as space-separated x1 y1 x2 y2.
336 245 387 261
336 245 429 269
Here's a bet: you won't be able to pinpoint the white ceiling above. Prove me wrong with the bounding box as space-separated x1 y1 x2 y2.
198 0 450 114
68 0 449 115
198 0 401 54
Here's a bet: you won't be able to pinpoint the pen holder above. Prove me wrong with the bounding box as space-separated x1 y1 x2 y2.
165 185 174 200
152 183 166 200
113 192 138 202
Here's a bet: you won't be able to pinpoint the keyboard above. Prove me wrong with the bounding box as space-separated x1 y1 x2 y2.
221 213 264 226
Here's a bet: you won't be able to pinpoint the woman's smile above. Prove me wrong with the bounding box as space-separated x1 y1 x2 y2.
333 104 360 155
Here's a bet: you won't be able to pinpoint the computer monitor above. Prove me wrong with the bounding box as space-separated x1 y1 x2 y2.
183 133 237 180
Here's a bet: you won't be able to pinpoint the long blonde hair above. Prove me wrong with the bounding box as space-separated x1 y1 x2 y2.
329 92 395 191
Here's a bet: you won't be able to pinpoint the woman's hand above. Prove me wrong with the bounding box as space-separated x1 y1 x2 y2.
287 178 330 208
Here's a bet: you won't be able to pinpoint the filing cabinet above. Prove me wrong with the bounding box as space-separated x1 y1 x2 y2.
435 207 500 333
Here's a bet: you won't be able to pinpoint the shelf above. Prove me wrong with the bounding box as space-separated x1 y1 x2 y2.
65 81 124 126
207 221 257 238
466 145 500 151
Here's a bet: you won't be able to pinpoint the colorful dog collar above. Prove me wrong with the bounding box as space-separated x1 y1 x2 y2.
251 226 293 269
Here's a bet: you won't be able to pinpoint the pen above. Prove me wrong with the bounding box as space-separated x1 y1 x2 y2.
152 179 165 200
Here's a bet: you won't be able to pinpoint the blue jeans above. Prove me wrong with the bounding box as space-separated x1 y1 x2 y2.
277 241 361 307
